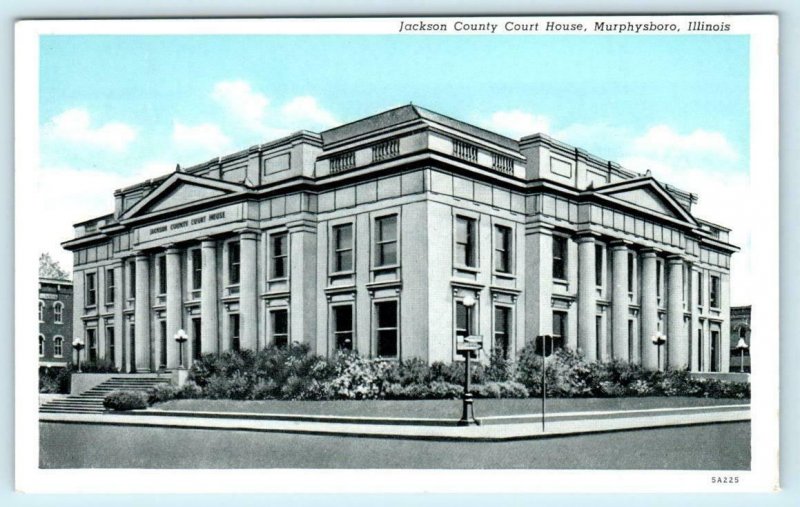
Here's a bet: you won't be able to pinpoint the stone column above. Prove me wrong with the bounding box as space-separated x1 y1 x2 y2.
165 246 182 368
112 262 125 370
201 238 219 355
689 266 700 371
289 220 318 348
239 231 258 351
640 250 659 370
667 256 688 370
134 253 151 372
576 233 597 361
610 242 629 361
524 224 553 340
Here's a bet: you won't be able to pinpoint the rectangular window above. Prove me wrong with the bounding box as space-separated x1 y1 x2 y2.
228 241 241 285
494 225 512 274
627 253 634 293
656 259 663 299
85 272 97 306
192 317 202 360
158 256 167 295
53 337 63 357
697 328 704 371
374 215 398 267
375 300 399 358
552 236 567 280
332 223 354 273
230 314 240 352
159 321 167 367
627 320 634 360
697 272 704 306
271 309 289 347
551 311 566 352
87 328 97 363
710 275 720 308
54 302 63 324
455 216 477 268
455 301 473 339
270 233 288 279
106 268 115 304
332 305 354 351
494 306 511 359
128 260 136 299
39 335 44 357
106 326 115 362
683 265 690 303
710 330 720 372
596 315 603 360
191 249 202 291
595 244 604 287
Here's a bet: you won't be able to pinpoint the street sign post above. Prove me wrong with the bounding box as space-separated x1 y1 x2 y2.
457 335 483 426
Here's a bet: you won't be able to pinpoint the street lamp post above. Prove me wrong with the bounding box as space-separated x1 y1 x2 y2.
735 337 749 373
538 334 552 432
651 333 666 371
72 338 85 373
174 329 189 369
457 294 481 427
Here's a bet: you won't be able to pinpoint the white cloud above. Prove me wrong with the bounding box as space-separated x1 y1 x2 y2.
482 110 551 139
211 80 270 134
280 96 338 128
43 108 137 152
37 161 175 273
632 124 738 161
172 121 231 153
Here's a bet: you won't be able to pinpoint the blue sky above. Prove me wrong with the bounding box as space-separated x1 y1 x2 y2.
36 33 752 303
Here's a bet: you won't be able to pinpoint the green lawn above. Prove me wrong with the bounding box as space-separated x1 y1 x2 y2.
154 396 748 419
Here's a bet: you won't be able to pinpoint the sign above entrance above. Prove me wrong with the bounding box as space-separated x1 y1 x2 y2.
135 203 244 245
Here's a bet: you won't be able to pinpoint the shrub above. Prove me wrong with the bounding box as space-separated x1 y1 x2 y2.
177 381 203 399
322 353 393 400
148 383 180 404
205 372 254 400
103 390 148 411
429 360 484 385
80 358 119 373
484 348 515 383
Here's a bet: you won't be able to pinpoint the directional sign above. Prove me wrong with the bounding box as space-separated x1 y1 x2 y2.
456 335 483 352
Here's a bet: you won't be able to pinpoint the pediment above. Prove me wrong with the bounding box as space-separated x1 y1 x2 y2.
594 177 697 226
122 172 246 220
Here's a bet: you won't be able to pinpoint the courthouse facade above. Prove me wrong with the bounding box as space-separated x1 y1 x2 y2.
63 105 738 373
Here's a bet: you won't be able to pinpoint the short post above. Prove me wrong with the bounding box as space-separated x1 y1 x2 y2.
174 329 188 369
72 338 85 373
651 333 666 371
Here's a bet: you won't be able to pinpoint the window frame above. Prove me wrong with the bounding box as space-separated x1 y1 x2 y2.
697 271 704 307
551 310 567 352
86 327 98 364
373 299 400 359
106 325 115 362
229 313 241 352
38 300 45 322
53 335 64 358
268 231 289 281
493 304 513 359
331 303 355 352
106 267 116 305
454 214 478 269
226 240 241 287
128 259 137 300
330 221 355 275
156 255 167 296
595 243 604 288
656 258 664 302
552 234 568 281
709 274 721 309
493 223 513 275
85 271 97 307
270 308 290 348
38 334 45 357
190 248 202 292
373 213 400 269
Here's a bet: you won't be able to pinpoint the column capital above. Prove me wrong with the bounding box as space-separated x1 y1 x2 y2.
666 254 686 264
237 229 259 241
574 231 600 243
525 222 555 236
134 251 150 261
609 239 632 250
164 244 181 255
640 248 660 258
198 236 217 248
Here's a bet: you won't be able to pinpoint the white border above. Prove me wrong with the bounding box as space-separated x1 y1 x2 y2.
15 15 780 494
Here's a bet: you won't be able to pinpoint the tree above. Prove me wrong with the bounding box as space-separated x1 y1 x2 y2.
39 253 70 280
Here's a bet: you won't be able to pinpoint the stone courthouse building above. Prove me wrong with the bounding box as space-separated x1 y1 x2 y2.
62 105 738 373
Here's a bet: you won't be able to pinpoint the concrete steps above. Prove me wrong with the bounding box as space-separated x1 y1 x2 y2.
39 376 171 414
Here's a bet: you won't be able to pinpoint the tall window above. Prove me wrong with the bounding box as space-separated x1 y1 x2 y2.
697 328 704 371
192 318 202 360
38 335 44 357
157 256 167 295
106 268 116 304
595 244 604 287
271 309 289 347
38 301 44 322
230 314 240 352
228 241 241 285
128 260 136 299
332 305 354 351
87 328 98 363
627 319 634 360
656 259 664 299
709 275 720 308
595 315 603 360
683 265 690 303
710 330 720 372
697 272 704 306
53 336 63 357
86 272 97 306
191 249 202 291
551 311 567 352
374 215 398 267
375 301 399 358
53 302 63 324
494 306 511 359
332 223 354 273
455 301 473 340
455 216 477 268
552 236 567 280
270 233 288 279
106 326 115 362
627 253 635 293
159 321 167 367
494 225 512 274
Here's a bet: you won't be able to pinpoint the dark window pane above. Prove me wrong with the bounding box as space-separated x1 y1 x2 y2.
595 244 603 286
159 256 167 294
379 216 397 241
192 249 202 290
377 329 397 357
377 300 398 328
380 242 397 266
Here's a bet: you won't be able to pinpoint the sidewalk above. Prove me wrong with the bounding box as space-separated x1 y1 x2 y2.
39 403 750 441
